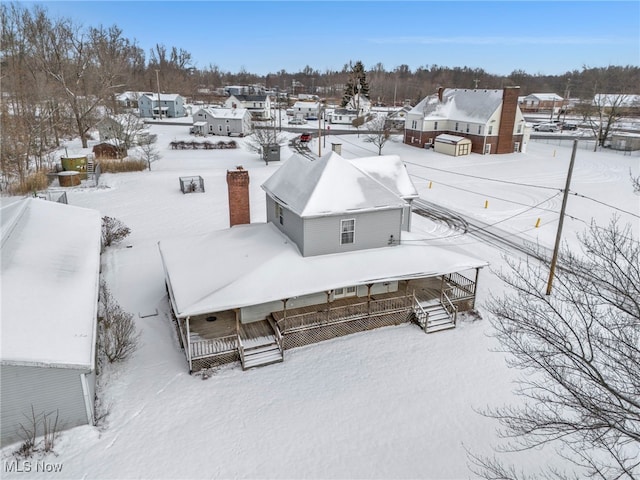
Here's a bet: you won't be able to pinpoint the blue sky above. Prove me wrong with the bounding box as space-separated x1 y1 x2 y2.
35 1 640 76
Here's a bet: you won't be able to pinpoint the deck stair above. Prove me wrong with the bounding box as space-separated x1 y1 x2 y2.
414 299 457 333
239 318 284 370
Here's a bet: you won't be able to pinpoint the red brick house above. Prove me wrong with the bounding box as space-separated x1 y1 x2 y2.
404 87 526 154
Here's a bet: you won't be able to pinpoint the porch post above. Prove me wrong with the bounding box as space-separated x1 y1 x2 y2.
282 298 288 332
186 316 193 373
472 267 480 309
366 284 373 315
440 275 446 302
326 291 332 322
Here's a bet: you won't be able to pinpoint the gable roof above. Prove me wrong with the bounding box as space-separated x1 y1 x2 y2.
261 152 407 218
230 94 269 102
409 88 504 123
1 199 101 368
140 93 182 102
158 222 488 318
524 93 563 102
196 107 249 119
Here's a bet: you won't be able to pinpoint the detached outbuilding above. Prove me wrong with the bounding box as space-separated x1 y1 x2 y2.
434 134 472 156
0 199 101 447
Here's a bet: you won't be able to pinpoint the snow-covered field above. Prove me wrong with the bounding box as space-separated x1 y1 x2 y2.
2 124 638 479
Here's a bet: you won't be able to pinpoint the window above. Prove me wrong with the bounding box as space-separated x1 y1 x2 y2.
488 125 493 135
226 125 230 132
340 219 355 245
459 143 470 155
218 125 222 132
455 122 459 131
434 121 438 130
411 120 417 130
275 203 284 225
466 124 470 133
517 124 522 134
334 286 357 299
478 125 482 135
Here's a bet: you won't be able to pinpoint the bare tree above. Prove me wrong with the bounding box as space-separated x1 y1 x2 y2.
471 220 640 479
101 215 131 249
245 126 285 164
364 114 392 155
98 280 139 363
137 135 161 170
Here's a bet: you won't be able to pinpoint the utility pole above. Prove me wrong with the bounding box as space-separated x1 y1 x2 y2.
155 69 162 119
318 105 323 157
546 139 578 295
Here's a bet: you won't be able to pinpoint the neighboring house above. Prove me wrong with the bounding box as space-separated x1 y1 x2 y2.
385 105 412 130
96 114 145 147
191 107 252 136
224 94 271 120
592 94 640 114
346 93 372 116
1 198 101 447
292 101 321 119
519 93 564 113
138 93 185 118
404 87 526 154
158 153 487 373
116 91 145 110
328 108 358 125
434 134 473 157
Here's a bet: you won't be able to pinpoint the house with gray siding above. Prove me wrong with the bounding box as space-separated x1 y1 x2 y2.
158 153 486 373
191 107 252 137
138 93 185 118
1 199 101 447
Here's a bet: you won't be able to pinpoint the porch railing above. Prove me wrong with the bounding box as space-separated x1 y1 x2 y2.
190 334 238 359
441 290 458 326
276 294 412 334
444 272 476 301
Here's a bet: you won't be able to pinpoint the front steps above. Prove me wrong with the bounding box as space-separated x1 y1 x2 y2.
240 339 283 370
414 300 456 333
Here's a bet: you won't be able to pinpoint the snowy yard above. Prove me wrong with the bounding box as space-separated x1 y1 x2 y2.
2 125 638 479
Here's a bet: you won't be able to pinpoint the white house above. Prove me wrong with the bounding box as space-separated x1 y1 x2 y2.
138 93 186 118
191 107 252 136
328 108 359 125
1 199 101 447
345 93 372 116
158 153 486 373
292 101 321 119
519 93 564 112
224 94 271 120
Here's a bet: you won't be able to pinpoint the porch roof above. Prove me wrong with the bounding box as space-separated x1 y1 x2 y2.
158 222 487 318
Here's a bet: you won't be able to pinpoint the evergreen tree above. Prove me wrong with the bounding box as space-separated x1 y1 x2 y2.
341 61 370 107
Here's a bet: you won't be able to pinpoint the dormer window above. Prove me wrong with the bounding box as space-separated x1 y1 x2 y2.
340 219 355 245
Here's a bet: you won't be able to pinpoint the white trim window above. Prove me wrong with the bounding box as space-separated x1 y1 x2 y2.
275 202 284 225
334 286 357 299
340 219 355 245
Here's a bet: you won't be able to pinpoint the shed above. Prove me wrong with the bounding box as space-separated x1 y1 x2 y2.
0 198 102 447
434 134 472 156
609 132 640 151
92 140 127 159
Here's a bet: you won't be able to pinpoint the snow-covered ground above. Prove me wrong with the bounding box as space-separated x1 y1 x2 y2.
2 126 638 479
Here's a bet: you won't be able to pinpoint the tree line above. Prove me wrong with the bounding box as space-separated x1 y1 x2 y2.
2 1 639 187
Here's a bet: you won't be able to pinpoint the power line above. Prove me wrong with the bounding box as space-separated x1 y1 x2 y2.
403 160 561 191
569 191 640 219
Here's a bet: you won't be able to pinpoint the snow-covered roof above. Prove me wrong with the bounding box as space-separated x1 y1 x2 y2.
140 93 183 102
348 155 419 200
261 152 407 218
409 89 504 123
1 199 101 369
158 222 487 318
435 134 471 145
230 94 269 102
293 101 320 109
196 107 249 119
593 94 640 108
524 93 563 102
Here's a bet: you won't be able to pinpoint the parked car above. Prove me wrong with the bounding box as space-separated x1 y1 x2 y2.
299 132 312 143
562 123 578 131
534 123 560 132
289 118 307 125
306 116 318 121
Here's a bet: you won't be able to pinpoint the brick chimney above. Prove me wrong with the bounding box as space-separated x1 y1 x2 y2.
496 86 520 154
437 87 444 102
226 166 250 226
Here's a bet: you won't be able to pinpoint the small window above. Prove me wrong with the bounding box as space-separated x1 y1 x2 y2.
466 124 470 133
411 120 417 129
218 125 222 132
455 122 459 131
340 219 355 245
488 125 493 135
275 203 284 225
434 121 438 130
334 286 357 299
478 125 482 135
226 125 230 132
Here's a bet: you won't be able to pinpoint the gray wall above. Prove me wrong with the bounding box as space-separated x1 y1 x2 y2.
266 196 305 253
302 208 403 256
1 365 92 447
